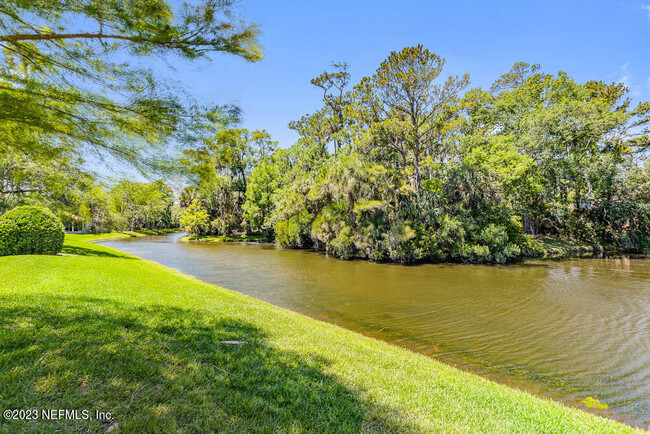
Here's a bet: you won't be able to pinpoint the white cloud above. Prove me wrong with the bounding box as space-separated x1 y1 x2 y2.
617 63 631 88
640 4 650 20
615 63 642 96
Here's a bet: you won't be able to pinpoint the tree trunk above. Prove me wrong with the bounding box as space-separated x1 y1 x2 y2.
523 211 536 235
348 194 356 228
414 152 421 192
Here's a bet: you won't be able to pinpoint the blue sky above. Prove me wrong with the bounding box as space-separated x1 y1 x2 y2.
158 0 650 149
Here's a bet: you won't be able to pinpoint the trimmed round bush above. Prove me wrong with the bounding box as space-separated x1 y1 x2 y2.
0 206 65 256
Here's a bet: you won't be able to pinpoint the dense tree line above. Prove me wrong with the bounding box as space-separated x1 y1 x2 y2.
181 46 649 262
0 166 179 233
178 127 277 236
2 34 649 262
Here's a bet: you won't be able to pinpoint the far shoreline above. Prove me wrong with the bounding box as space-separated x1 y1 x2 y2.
173 232 648 265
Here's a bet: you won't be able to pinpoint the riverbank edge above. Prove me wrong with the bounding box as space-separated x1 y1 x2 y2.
179 233 270 243
176 232 642 263
66 228 178 243
0 233 639 432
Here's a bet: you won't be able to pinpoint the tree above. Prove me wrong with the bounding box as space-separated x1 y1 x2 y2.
111 180 174 231
181 127 278 235
0 0 262 170
490 61 541 93
487 65 650 235
242 151 290 233
180 199 209 241
184 128 276 199
308 62 352 155
353 45 469 192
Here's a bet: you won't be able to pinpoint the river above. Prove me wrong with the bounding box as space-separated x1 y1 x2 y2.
99 233 650 428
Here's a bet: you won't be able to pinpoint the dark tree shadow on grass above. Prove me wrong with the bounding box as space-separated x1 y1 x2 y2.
0 295 419 432
60 245 135 259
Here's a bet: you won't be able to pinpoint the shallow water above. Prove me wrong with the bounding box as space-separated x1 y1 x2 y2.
100 233 650 428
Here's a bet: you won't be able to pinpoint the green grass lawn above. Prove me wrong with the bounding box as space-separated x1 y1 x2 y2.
0 236 639 432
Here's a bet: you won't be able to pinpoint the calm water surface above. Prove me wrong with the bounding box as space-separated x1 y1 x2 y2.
100 233 650 428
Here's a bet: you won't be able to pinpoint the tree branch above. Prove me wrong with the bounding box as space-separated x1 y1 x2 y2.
0 33 134 43
0 32 232 50
0 187 42 195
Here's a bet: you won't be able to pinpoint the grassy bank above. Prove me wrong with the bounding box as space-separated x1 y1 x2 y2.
0 236 638 432
67 229 177 242
538 236 600 258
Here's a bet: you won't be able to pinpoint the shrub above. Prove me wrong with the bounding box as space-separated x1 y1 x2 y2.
275 211 313 248
210 214 239 236
478 224 508 250
0 206 65 256
413 224 443 262
311 204 346 249
516 234 543 256
386 224 417 263
330 226 356 259
591 200 650 251
437 215 466 259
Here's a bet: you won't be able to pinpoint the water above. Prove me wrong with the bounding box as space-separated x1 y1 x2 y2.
100 233 650 428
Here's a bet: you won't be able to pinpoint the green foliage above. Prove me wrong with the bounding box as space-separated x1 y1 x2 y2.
267 139 546 263
310 202 348 250
0 1 261 171
591 201 650 251
180 199 209 240
242 153 289 233
275 210 313 248
352 45 469 192
110 180 175 232
240 52 650 262
385 223 417 263
5 42 649 264
181 128 278 236
330 226 357 259
0 3 259 247
290 62 353 156
0 205 64 255
210 215 240 237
